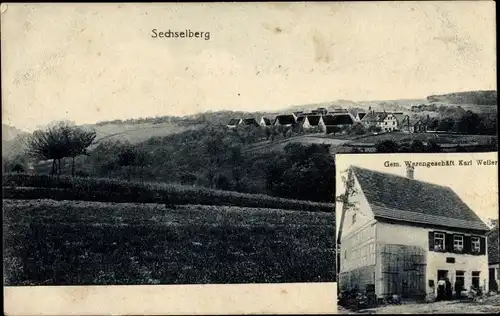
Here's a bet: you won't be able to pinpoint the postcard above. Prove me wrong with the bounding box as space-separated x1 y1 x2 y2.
1 1 497 315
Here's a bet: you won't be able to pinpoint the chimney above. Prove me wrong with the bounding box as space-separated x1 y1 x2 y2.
406 165 415 179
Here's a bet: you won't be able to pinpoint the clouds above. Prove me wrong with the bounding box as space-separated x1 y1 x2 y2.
1 2 496 130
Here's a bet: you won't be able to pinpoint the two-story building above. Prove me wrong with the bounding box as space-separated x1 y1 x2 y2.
338 166 490 301
379 113 398 132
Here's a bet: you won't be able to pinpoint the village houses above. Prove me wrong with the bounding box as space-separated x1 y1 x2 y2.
338 166 490 301
227 106 427 135
226 118 259 128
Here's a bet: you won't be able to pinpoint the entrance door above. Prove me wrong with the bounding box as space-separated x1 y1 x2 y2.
438 270 449 280
489 268 498 292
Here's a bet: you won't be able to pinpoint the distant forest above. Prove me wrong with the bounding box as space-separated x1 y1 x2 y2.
427 90 497 105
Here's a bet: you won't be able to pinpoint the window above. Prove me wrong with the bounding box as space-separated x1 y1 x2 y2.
456 271 465 291
352 213 356 225
472 271 480 289
454 235 464 252
434 232 445 251
471 237 480 253
344 250 347 259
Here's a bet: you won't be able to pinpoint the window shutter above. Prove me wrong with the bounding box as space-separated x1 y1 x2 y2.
480 237 486 255
429 231 434 251
464 235 471 254
445 233 453 253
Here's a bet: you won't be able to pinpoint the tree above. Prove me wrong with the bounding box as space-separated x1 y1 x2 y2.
455 110 481 134
116 144 151 181
347 123 367 135
25 122 68 175
487 218 499 229
424 140 442 153
2 154 29 173
375 140 399 153
409 140 426 153
436 118 455 132
66 126 97 176
368 125 382 133
25 121 96 176
266 143 335 202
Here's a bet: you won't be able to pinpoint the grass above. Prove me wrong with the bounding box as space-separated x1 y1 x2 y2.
3 199 336 286
351 132 497 145
3 174 335 212
92 122 205 145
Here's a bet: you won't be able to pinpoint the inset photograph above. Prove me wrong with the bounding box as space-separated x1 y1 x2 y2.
335 152 499 314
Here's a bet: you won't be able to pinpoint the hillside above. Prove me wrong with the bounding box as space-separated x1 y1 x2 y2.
2 124 27 142
427 90 497 105
89 121 205 146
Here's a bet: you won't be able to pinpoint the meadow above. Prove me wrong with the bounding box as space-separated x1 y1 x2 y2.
3 199 336 285
351 132 497 145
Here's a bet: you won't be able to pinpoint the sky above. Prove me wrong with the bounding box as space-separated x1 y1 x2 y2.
1 2 497 131
335 152 499 235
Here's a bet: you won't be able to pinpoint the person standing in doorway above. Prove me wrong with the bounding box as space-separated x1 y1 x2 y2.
455 279 462 299
445 278 452 300
437 277 446 301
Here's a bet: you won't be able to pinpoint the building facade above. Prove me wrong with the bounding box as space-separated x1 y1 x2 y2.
338 166 490 301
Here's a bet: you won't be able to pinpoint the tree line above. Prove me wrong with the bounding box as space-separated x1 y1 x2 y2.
6 122 337 203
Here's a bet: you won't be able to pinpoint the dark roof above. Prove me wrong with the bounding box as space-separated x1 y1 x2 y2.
227 118 241 125
330 114 354 125
321 115 336 125
393 113 408 123
488 224 499 264
351 167 490 232
274 115 296 125
296 116 305 123
361 112 388 122
306 115 321 126
242 118 259 126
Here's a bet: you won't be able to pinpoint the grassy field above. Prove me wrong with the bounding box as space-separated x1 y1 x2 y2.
351 132 497 145
3 199 336 286
91 122 205 145
244 134 349 154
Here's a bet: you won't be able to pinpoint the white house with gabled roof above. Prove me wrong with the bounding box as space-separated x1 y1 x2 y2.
338 166 490 301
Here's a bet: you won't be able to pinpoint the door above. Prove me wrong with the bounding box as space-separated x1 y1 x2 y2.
438 270 448 280
489 268 498 292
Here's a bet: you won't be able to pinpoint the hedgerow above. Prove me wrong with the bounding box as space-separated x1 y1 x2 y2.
3 173 335 213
